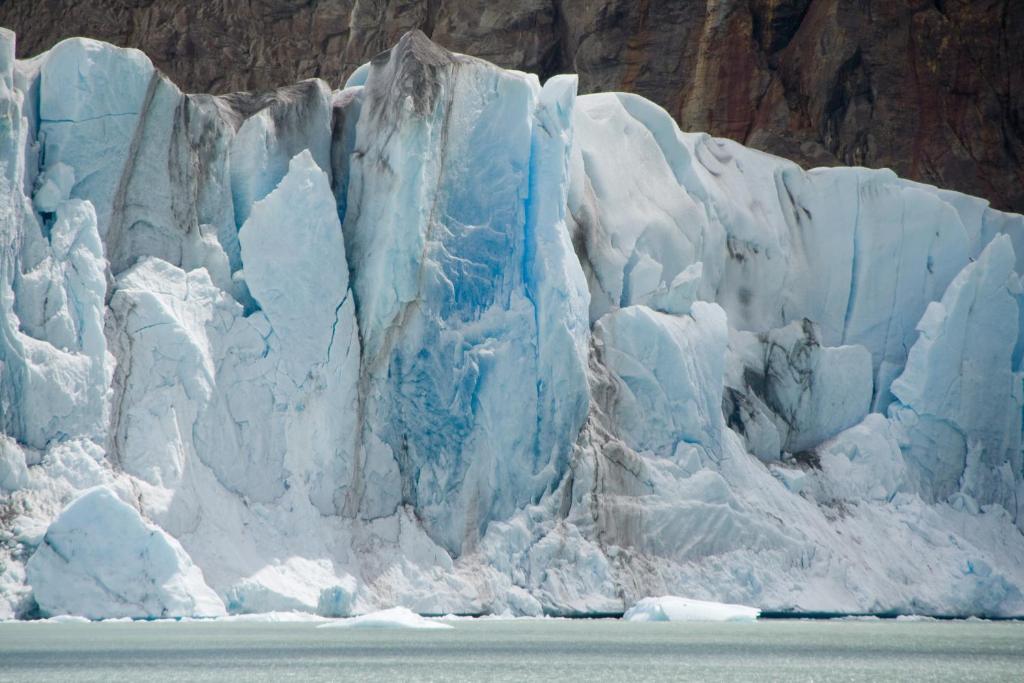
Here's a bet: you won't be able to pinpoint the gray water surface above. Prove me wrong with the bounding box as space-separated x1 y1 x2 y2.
1 618 1022 681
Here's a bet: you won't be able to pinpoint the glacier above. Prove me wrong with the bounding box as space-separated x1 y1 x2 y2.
1 27 1024 620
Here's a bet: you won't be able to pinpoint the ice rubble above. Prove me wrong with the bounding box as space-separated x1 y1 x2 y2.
1 27 1024 621
623 596 760 622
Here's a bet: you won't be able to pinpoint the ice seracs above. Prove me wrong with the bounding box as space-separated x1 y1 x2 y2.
724 319 873 461
341 33 590 553
594 302 729 458
1 27 1024 621
889 235 1023 520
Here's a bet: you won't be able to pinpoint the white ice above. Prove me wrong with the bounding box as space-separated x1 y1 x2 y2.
623 596 760 622
316 607 453 630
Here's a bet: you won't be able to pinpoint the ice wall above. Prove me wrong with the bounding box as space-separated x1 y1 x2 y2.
1 28 1024 620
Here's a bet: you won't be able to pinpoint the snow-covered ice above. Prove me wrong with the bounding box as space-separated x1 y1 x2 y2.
2 27 1024 621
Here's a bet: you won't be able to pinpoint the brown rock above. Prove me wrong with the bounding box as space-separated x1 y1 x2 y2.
2 0 1021 211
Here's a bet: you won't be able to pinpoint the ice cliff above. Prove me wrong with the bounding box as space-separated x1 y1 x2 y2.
2 28 1024 620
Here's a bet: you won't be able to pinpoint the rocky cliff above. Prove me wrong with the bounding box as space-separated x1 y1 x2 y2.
2 0 1021 213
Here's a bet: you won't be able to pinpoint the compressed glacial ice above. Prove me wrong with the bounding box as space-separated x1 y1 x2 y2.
623 596 760 622
36 38 154 233
594 303 728 457
340 35 590 552
724 319 873 460
889 236 1023 518
2 27 1024 622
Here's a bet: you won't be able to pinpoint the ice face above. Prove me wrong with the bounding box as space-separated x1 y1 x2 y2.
2 28 1024 621
107 149 360 513
0 36 112 452
341 33 590 554
36 38 154 236
724 319 873 460
226 80 334 231
594 303 728 458
569 94 973 410
889 236 1023 518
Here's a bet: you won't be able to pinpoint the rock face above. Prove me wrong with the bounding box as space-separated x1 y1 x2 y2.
3 27 1024 621
2 0 1021 213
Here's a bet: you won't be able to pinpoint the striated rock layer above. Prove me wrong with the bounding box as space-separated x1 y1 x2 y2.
2 0 1021 215
1 28 1024 620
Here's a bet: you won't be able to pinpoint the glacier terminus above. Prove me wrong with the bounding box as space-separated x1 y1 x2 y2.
1 28 1024 620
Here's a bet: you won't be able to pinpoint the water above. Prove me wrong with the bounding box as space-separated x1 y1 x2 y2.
1 618 1022 681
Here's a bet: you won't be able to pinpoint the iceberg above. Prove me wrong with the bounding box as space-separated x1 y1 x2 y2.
216 611 331 624
624 596 760 622
1 27 1024 621
317 607 453 630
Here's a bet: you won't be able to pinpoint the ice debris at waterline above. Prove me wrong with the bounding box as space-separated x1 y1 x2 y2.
623 597 760 622
1 27 1024 621
25 487 226 620
317 607 453 630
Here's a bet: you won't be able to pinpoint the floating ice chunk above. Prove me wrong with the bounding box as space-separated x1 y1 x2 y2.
316 607 453 630
40 615 91 624
0 615 93 624
26 487 226 620
895 614 938 622
624 596 760 622
225 560 356 617
215 611 330 623
318 579 358 618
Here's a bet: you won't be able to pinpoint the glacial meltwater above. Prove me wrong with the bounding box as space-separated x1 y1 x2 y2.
1 618 1022 681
